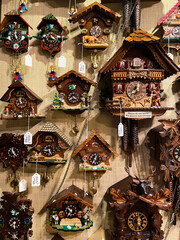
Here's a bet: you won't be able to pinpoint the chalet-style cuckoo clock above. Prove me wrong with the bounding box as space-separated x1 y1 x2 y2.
110 168 172 240
47 185 93 232
35 13 68 55
0 11 32 53
71 2 121 68
0 192 34 240
0 81 43 120
99 29 179 155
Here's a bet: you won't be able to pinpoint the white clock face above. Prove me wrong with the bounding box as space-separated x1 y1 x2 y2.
173 145 180 164
172 26 180 38
90 25 101 38
9 217 20 229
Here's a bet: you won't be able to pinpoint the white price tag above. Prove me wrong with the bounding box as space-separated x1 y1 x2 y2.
58 56 66 68
19 179 27 192
32 173 41 187
79 61 86 74
125 112 152 119
118 123 124 137
24 132 32 145
25 54 32 67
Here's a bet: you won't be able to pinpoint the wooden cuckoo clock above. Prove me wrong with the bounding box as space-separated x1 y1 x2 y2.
0 192 34 240
35 13 68 55
47 184 93 232
99 29 179 154
0 81 43 119
0 11 32 53
109 168 171 240
29 122 72 164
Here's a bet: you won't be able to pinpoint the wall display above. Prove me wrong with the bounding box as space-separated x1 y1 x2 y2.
109 168 171 240
35 13 67 55
0 11 32 53
0 81 43 119
47 185 93 232
0 191 34 240
99 29 179 153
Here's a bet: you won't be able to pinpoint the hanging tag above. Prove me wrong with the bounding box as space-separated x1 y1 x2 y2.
167 52 174 60
24 132 32 145
79 61 86 74
32 173 41 187
118 123 124 137
25 54 32 67
19 179 27 192
58 56 66 68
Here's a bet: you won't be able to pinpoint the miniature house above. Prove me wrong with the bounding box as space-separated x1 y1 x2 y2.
47 185 93 232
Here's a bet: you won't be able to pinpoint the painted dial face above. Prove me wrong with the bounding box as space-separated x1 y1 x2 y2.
172 26 180 38
8 147 19 159
128 212 148 232
64 205 78 218
173 145 180 164
42 144 56 157
126 81 147 100
9 217 21 229
15 97 27 109
67 92 80 104
90 25 101 38
10 31 22 43
45 32 58 43
89 153 102 165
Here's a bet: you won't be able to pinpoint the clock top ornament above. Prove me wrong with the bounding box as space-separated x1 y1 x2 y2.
47 184 93 232
0 11 32 53
0 191 34 240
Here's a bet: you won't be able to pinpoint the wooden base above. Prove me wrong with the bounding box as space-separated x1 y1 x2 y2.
51 107 93 115
79 163 111 171
83 43 109 49
0 114 45 120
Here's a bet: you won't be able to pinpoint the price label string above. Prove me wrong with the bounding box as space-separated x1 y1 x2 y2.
78 42 84 61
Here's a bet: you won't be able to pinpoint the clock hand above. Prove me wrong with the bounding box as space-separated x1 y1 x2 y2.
48 149 52 154
14 31 17 40
11 148 16 156
19 97 22 104
12 221 16 229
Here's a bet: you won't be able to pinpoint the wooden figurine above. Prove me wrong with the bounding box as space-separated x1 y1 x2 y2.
99 29 179 153
19 0 28 13
47 184 93 232
48 70 97 113
13 66 22 82
110 168 171 240
0 192 34 240
29 122 72 164
0 11 32 52
0 81 43 119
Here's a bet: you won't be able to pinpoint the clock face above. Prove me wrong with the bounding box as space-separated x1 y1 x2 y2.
45 32 58 44
8 147 19 159
90 25 102 38
172 26 180 38
126 81 147 100
15 97 27 109
89 153 102 165
9 217 21 229
42 144 56 157
10 31 22 43
128 212 148 232
64 204 78 218
173 145 180 164
67 92 80 104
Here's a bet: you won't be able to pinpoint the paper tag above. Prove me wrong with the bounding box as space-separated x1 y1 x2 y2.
125 112 152 119
79 61 86 74
118 123 124 137
58 56 66 68
32 173 41 187
25 54 32 67
167 52 174 60
24 132 32 145
19 179 27 192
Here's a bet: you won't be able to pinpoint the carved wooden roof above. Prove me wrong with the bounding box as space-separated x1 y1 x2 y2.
0 81 42 103
71 2 121 23
72 129 118 157
158 1 180 25
37 13 64 31
48 70 97 87
47 185 93 208
99 29 179 78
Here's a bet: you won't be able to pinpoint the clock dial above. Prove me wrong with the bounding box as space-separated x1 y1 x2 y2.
15 97 27 109
67 92 80 104
42 144 56 157
45 32 58 43
128 212 148 232
90 25 101 38
10 31 22 43
173 145 180 164
89 153 102 165
8 147 19 159
64 205 78 218
172 26 180 38
9 217 21 229
126 81 147 100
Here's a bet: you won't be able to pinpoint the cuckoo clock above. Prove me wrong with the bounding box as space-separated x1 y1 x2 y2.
47 185 93 232
0 192 34 240
35 13 68 55
48 70 97 113
0 133 28 189
29 122 72 164
99 29 179 154
0 81 43 119
0 11 32 53
109 168 171 240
